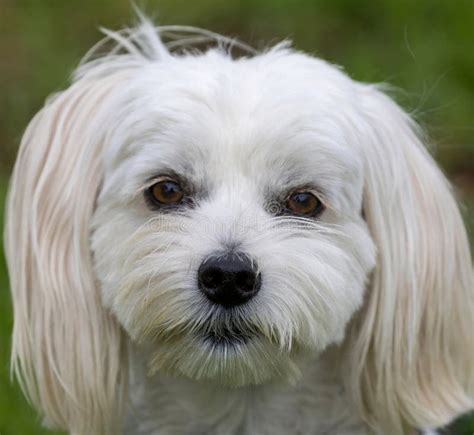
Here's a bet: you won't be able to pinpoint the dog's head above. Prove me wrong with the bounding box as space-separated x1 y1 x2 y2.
5 18 474 434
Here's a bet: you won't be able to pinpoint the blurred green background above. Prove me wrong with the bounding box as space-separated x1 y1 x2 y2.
0 1 473 434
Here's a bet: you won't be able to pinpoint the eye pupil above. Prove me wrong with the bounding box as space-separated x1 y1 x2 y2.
161 181 178 196
287 191 323 216
150 180 184 204
293 193 311 205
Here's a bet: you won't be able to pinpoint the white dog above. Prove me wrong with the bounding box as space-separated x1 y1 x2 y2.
5 17 474 435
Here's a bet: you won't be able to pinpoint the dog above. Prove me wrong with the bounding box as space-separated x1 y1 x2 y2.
5 16 474 435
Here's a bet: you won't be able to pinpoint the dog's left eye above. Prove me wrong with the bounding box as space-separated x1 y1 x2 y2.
286 191 324 216
148 179 184 205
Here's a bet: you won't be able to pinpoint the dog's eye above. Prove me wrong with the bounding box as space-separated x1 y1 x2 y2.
286 191 324 216
148 179 184 205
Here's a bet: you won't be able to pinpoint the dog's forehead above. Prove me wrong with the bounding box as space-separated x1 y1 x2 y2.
106 49 363 201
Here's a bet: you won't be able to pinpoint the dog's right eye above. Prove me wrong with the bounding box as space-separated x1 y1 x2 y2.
286 191 325 217
148 179 184 205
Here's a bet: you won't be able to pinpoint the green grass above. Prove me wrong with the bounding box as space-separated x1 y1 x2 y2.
1 1 473 433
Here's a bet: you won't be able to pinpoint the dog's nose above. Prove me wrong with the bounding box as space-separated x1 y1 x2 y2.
197 253 261 308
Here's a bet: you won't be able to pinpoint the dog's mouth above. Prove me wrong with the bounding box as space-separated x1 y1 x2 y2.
149 321 300 387
201 324 257 347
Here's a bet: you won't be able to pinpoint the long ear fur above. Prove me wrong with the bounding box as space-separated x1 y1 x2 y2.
4 18 173 435
4 71 130 434
347 85 474 433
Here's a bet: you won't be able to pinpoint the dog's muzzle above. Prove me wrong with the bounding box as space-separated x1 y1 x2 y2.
197 252 261 308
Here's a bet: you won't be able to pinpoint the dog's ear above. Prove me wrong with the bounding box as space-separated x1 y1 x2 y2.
348 85 474 433
4 74 128 434
4 19 171 435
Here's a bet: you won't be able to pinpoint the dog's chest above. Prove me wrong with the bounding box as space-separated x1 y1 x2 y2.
124 360 368 435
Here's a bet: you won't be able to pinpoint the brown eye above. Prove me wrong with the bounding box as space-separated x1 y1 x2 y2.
287 191 324 216
149 179 184 205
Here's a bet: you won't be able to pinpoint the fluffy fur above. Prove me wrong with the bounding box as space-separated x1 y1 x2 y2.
5 17 474 435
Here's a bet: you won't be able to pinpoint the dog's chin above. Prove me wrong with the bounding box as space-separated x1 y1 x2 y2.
145 327 306 388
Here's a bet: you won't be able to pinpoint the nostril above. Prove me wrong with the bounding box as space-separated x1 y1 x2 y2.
235 270 258 293
200 267 224 289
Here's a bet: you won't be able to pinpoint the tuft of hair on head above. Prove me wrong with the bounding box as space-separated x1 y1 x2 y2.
345 83 474 434
76 10 256 82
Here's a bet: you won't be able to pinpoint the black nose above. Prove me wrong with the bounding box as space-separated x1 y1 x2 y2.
198 253 261 308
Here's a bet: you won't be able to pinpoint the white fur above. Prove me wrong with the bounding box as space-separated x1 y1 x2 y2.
5 17 474 435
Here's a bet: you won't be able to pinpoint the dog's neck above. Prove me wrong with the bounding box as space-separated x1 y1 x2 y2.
124 345 369 435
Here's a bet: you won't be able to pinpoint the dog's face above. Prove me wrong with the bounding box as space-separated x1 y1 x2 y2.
91 50 376 386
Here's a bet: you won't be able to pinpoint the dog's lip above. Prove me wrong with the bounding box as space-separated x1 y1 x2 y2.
201 325 256 347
